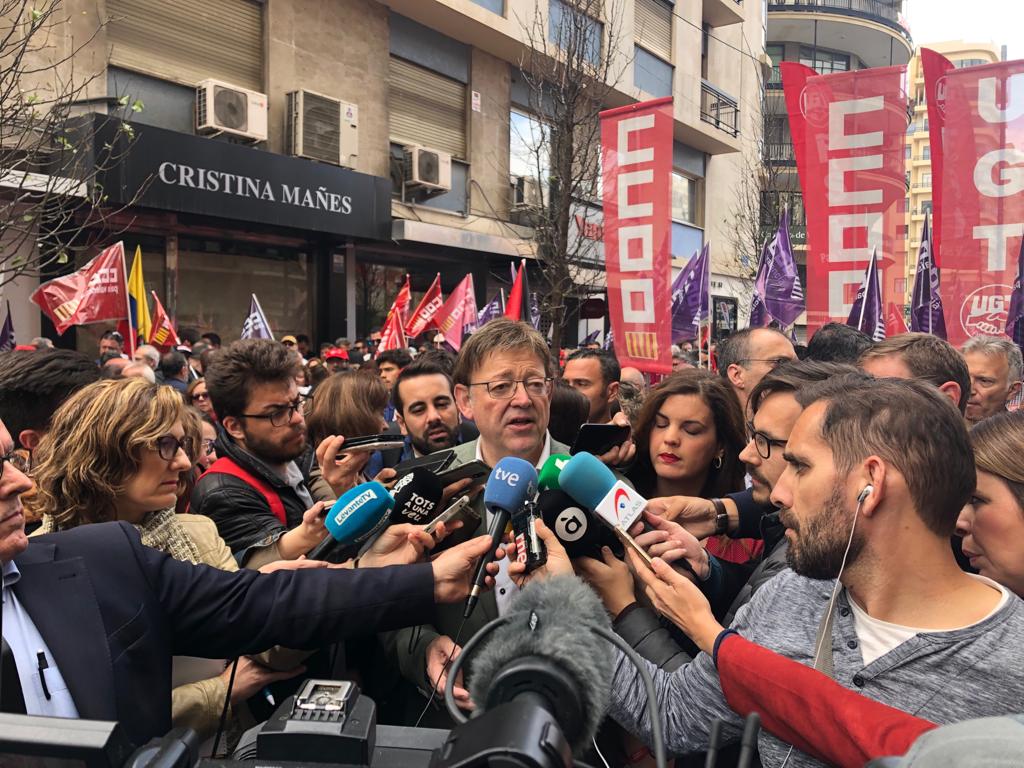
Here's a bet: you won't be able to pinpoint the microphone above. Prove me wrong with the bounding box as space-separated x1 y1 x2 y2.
537 453 571 491
464 457 537 618
467 575 612 756
389 468 444 525
307 481 395 561
537 489 607 560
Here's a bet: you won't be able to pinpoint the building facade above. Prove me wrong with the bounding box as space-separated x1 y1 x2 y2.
8 0 765 349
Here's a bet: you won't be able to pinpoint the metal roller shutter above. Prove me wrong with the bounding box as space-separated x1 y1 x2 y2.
107 0 263 91
388 57 467 160
635 0 672 62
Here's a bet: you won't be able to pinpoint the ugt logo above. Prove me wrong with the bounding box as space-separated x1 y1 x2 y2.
961 284 1012 337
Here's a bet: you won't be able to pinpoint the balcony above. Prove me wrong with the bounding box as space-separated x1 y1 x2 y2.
704 0 744 28
766 141 796 165
700 80 739 137
912 181 932 189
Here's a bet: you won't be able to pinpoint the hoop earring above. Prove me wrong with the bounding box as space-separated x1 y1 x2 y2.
713 455 723 470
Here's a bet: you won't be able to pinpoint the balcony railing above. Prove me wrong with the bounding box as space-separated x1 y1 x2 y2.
912 182 931 189
766 142 796 164
700 80 740 137
767 0 912 45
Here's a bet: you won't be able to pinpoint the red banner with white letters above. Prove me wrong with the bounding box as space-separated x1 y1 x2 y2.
31 241 128 335
782 64 908 336
929 59 1024 346
600 97 673 374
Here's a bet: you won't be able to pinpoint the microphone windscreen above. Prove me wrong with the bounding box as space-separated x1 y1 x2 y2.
390 468 444 525
537 453 571 491
537 490 604 560
325 481 394 544
468 575 612 755
483 457 538 516
559 452 617 511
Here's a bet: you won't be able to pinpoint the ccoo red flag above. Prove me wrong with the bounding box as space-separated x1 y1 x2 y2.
435 274 474 351
31 242 129 335
377 306 407 356
148 291 180 350
405 273 443 338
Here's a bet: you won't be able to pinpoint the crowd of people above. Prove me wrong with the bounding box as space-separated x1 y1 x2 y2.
2 317 1024 766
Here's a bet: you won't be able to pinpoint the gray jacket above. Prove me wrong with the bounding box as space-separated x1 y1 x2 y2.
608 569 1024 767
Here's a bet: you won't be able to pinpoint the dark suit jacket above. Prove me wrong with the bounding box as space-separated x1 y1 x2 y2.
12 522 435 746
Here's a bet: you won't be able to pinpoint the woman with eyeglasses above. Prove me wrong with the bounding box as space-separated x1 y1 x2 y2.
187 378 217 421
27 379 312 747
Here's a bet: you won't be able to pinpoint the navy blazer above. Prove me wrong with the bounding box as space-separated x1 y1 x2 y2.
12 522 435 746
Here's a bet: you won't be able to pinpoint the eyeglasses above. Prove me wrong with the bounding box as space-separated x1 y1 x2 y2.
468 377 553 400
191 392 210 402
241 397 306 427
155 436 195 461
0 450 29 476
741 357 793 369
746 421 787 460
201 438 217 455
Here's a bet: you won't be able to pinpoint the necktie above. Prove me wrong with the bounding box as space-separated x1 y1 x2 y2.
1 635 27 713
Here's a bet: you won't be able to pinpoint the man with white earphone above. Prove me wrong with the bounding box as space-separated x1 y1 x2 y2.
604 375 1024 768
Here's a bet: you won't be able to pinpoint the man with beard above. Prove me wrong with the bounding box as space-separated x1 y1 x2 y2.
391 359 466 460
192 339 328 565
601 376 1024 767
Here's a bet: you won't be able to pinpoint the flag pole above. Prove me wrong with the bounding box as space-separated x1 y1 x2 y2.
858 250 873 332
925 213 932 336
252 293 275 341
120 242 136 357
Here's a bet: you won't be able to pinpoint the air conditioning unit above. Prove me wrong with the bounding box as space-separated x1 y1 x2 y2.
512 175 543 209
286 90 359 168
403 145 452 192
196 79 268 142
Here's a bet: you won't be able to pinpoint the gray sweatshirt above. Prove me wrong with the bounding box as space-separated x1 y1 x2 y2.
608 570 1024 768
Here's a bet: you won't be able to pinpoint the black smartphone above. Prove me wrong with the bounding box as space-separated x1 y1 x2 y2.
338 434 407 454
570 423 632 456
435 460 491 487
394 449 456 478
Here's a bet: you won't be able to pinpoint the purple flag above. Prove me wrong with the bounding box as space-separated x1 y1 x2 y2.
0 302 13 352
847 248 885 342
672 244 710 342
603 329 614 350
477 291 504 327
759 208 805 328
582 329 601 345
909 215 947 339
1006 235 1024 348
529 291 541 330
749 239 770 328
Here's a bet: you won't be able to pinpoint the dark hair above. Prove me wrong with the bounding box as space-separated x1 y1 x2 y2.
565 349 621 387
748 361 866 415
630 369 746 498
306 372 388 445
100 329 123 344
204 339 301 421
417 349 456 377
178 327 200 345
806 322 874 363
796 375 975 537
377 349 413 369
0 350 100 442
159 351 187 379
716 327 790 375
393 359 454 416
859 333 970 414
200 332 222 347
296 334 310 345
549 380 590 446
307 361 330 390
99 351 121 366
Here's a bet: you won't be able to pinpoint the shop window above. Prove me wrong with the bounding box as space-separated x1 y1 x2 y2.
388 57 467 159
107 0 263 90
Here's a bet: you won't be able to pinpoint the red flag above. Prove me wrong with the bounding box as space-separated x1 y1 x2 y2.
600 97 674 375
31 242 129 335
388 274 412 329
436 274 473 351
376 307 407 356
505 262 525 322
405 273 443 337
148 291 180 350
886 302 910 337
921 49 954 269
782 63 908 337
930 57 1024 346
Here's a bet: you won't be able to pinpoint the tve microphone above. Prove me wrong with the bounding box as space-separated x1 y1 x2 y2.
307 481 394 561
389 468 444 525
464 457 538 618
537 453 571 491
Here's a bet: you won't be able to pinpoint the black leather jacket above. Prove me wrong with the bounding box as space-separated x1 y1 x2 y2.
190 434 311 565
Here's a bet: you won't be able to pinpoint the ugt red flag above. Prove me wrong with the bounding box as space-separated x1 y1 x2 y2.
930 58 1024 346
436 274 474 351
31 242 128 335
781 64 908 336
405 273 443 338
600 97 674 375
148 291 180 351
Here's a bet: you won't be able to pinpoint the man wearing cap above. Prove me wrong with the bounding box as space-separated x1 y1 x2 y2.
324 347 350 373
281 335 305 363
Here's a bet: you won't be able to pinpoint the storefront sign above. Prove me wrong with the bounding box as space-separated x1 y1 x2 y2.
94 116 391 240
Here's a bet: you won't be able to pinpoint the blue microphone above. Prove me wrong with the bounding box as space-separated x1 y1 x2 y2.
464 457 538 618
307 481 395 561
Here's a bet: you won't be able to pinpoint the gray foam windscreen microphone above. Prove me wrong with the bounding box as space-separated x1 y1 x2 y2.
467 575 613 755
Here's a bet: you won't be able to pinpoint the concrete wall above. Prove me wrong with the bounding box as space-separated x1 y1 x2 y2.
468 48 512 220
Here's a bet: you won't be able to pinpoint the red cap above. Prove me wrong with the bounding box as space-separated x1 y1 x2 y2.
324 347 349 360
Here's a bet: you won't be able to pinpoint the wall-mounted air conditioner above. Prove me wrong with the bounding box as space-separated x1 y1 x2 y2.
196 79 268 142
286 90 359 168
403 145 452 192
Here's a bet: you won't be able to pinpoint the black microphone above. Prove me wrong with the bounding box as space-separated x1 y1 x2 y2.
389 468 444 525
537 489 608 560
737 713 761 768
464 457 538 618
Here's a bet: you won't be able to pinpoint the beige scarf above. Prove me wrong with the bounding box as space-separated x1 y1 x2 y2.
39 507 203 564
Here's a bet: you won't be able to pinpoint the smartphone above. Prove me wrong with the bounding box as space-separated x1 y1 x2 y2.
429 502 483 552
570 423 632 456
338 434 407 454
436 460 491 487
394 449 456 478
613 526 654 569
423 495 473 536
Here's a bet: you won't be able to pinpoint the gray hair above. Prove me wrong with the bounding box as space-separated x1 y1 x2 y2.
31 337 54 349
122 362 157 383
962 335 1023 383
135 344 161 368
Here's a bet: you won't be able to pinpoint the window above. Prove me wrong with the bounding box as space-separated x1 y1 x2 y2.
509 109 550 183
923 145 931 159
799 46 850 76
922 172 932 186
635 0 672 61
671 172 703 226
634 45 673 97
469 0 504 12
549 0 603 67
922 200 933 214
107 0 263 90
954 58 988 69
766 44 784 88
388 57 467 159
905 145 912 159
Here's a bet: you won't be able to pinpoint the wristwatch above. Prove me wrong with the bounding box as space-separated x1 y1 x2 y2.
711 498 729 535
